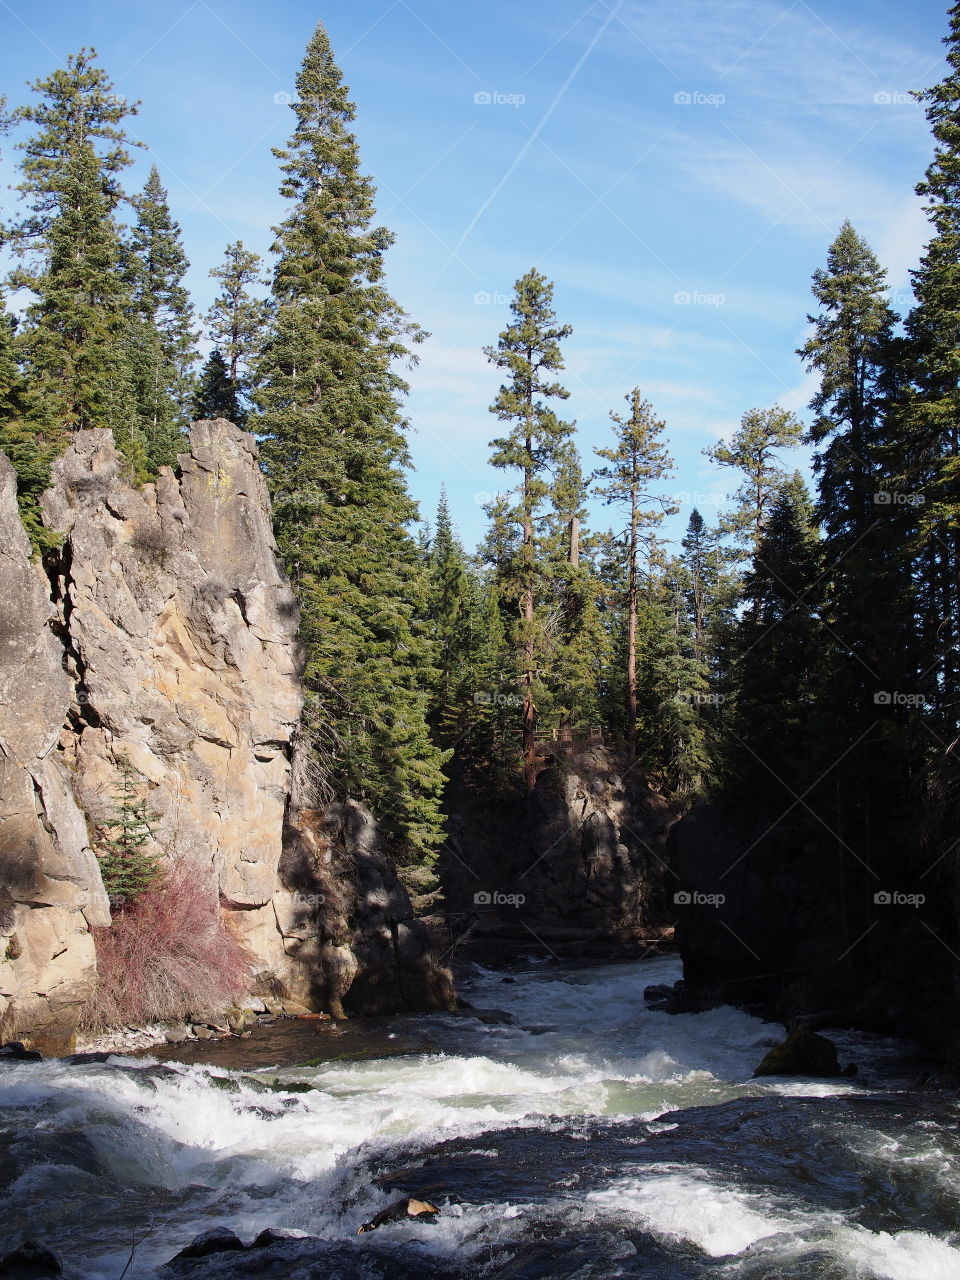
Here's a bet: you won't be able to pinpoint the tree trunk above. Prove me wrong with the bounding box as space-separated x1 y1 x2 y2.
626 492 639 764
522 448 536 791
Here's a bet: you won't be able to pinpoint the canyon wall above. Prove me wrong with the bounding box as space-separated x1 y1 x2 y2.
442 743 677 959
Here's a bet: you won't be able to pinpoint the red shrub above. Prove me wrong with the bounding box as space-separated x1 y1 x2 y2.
82 861 253 1032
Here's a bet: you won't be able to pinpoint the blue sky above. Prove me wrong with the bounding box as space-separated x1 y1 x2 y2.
0 0 950 551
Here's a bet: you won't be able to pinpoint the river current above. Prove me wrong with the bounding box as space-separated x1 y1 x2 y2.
2 954 959 1278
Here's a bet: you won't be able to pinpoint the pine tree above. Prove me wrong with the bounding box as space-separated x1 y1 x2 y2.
194 348 242 422
639 547 714 795
593 389 675 762
9 51 141 454
254 22 448 863
486 269 573 788
126 164 196 470
539 441 606 737
203 241 270 427
679 507 740 708
426 488 473 737
705 406 804 557
704 406 804 614
0 299 64 555
732 473 825 791
798 222 914 709
96 753 163 907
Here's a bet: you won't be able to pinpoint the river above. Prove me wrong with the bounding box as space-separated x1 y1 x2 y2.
2 954 959 1278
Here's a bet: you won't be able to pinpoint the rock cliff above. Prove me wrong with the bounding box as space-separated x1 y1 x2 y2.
0 421 453 1052
442 743 677 957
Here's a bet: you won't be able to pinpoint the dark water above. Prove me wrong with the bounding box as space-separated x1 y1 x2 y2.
1 955 958 1278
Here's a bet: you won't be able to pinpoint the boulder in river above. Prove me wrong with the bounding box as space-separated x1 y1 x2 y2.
0 1241 62 1278
357 1197 440 1234
0 1043 43 1063
169 1229 246 1261
753 1024 841 1077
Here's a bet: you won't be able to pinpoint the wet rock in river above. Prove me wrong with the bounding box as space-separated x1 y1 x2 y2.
753 1024 841 1077
0 1043 43 1063
358 1197 441 1233
170 1228 246 1261
0 1240 62 1278
249 1229 309 1248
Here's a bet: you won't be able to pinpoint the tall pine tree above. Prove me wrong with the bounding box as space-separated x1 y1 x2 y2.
9 51 141 468
254 22 448 863
593 390 675 762
485 269 573 788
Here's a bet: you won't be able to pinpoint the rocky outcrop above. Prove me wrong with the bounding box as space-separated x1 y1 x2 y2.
278 799 457 1016
41 422 304 985
442 743 677 956
0 421 453 1050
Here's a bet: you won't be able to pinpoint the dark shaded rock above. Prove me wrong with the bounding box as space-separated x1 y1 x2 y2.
643 983 673 1005
170 1228 245 1261
279 799 457 1018
473 1009 515 1026
753 1025 841 1078
0 1043 42 1062
0 1241 62 1278
440 743 679 958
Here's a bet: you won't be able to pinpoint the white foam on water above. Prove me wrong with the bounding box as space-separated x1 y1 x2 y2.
833 1225 960 1279
582 1164 960 1278
584 1165 809 1256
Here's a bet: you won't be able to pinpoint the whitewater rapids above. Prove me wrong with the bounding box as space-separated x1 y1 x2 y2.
1 954 959 1278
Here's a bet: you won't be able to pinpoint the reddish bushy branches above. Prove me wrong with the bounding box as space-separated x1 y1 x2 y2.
82 861 252 1032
